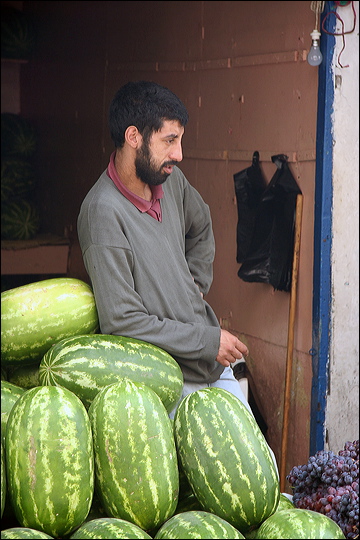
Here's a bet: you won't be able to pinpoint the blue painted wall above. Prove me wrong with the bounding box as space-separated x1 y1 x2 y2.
310 2 336 455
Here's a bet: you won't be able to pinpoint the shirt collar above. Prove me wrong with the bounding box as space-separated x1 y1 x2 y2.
107 151 164 215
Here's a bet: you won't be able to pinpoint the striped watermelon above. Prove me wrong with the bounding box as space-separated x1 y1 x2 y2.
276 493 294 512
1 380 25 444
1 113 37 159
0 528 54 539
1 7 36 60
1 441 5 518
5 385 94 538
88 379 179 532
246 493 295 539
174 388 280 535
1 278 99 367
7 364 40 390
1 198 40 241
255 508 345 539
39 333 183 413
1 159 36 202
154 510 245 539
70 517 152 539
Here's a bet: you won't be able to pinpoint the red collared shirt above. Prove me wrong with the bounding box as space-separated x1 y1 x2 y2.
107 151 163 221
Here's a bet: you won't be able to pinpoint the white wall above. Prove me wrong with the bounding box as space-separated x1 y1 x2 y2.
326 1 359 453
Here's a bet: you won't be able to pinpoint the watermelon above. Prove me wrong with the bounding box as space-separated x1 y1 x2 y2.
0 528 54 539
276 493 294 512
5 385 94 538
88 379 179 532
1 278 99 367
1 198 40 240
1 159 36 202
39 333 183 412
255 508 345 539
174 388 280 534
1 6 36 60
1 380 25 445
245 493 295 539
7 364 40 390
70 517 152 539
154 510 245 539
1 441 6 519
1 113 37 159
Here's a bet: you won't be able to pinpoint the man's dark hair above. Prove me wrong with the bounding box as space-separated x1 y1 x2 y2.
109 80 189 149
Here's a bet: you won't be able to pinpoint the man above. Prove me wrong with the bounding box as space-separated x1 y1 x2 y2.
77 80 250 417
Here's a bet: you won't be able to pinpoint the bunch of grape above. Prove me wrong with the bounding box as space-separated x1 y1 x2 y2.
339 440 359 461
287 440 359 539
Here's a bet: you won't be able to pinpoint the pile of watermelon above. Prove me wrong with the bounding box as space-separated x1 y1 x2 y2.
1 5 36 60
1 278 347 539
1 113 40 241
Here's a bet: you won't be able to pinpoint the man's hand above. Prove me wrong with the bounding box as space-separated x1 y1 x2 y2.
216 329 249 367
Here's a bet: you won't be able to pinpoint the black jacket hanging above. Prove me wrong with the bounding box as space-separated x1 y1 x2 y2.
233 151 267 263
236 154 302 292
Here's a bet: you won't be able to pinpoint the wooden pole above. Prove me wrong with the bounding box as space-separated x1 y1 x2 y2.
280 193 303 492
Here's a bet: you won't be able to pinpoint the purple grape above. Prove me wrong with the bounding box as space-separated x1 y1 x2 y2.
286 441 359 539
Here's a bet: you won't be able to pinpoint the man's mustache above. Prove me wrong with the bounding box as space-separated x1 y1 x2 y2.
162 161 178 168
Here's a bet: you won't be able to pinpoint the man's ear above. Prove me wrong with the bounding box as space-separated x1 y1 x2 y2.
125 125 141 148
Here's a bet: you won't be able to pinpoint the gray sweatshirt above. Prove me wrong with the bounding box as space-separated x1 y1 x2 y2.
77 165 223 384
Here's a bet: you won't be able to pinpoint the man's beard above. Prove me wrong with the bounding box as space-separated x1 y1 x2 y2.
135 140 176 186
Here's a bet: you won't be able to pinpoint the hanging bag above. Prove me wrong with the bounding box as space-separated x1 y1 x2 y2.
237 154 302 292
233 150 267 263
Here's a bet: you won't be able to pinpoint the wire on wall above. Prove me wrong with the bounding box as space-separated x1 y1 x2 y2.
321 0 357 67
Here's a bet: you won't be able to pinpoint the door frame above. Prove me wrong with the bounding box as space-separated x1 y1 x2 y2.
310 3 336 455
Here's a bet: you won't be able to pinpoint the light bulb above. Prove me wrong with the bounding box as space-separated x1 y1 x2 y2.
307 29 323 67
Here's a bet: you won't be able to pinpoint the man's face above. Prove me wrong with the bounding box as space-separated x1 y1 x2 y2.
135 120 184 186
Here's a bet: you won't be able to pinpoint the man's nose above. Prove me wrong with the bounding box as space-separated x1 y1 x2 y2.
169 142 183 162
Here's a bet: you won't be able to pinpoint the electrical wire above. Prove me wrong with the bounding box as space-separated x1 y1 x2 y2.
321 0 357 68
310 1 326 31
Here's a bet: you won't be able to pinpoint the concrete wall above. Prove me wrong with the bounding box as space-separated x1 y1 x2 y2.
326 1 359 453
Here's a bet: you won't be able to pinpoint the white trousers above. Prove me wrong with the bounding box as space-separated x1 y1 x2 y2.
169 365 251 419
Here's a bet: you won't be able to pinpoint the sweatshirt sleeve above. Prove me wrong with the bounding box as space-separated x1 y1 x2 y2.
183 181 216 296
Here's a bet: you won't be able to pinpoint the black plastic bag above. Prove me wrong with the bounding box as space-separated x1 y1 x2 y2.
237 154 302 292
233 151 267 263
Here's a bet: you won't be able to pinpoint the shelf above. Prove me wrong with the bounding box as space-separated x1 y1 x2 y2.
1 234 70 275
1 58 28 63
